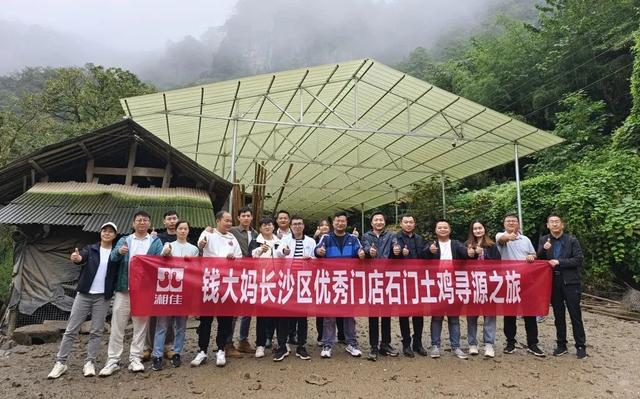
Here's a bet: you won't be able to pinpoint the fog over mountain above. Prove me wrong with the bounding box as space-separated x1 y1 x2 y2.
1 0 539 89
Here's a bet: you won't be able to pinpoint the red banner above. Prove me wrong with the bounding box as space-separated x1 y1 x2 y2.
129 256 551 317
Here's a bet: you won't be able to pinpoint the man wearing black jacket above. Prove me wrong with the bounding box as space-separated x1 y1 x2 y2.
48 222 119 379
362 211 399 361
390 214 428 357
426 220 469 359
537 214 587 359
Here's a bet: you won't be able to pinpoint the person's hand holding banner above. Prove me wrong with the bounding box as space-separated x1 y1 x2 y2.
402 245 410 257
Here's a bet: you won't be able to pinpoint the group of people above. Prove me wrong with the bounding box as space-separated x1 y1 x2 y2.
46 207 588 380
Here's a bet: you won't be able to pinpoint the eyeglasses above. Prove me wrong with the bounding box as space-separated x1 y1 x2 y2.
291 222 304 226
134 218 150 223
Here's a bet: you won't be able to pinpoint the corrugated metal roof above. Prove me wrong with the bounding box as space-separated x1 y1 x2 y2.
0 182 214 232
121 58 563 218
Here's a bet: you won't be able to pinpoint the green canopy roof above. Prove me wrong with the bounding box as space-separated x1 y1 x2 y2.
121 59 562 218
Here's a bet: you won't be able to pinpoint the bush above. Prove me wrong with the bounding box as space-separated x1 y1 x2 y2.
408 149 640 290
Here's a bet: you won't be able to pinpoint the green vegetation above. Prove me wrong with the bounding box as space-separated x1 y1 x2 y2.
397 1 640 290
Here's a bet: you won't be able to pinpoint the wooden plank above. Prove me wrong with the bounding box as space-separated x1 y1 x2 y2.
78 142 92 158
93 166 166 178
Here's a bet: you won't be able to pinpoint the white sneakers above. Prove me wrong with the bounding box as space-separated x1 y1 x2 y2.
255 346 265 358
468 345 479 356
216 350 226 367
83 361 96 377
98 360 120 377
320 346 332 358
430 345 441 358
47 362 68 379
452 348 468 359
190 351 208 367
484 344 495 358
345 344 362 357
128 358 144 373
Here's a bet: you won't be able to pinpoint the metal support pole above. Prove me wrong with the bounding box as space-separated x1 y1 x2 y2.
353 78 359 127
230 106 239 215
441 173 447 219
361 203 365 233
514 142 523 230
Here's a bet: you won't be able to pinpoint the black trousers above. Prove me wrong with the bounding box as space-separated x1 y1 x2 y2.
256 317 308 347
197 316 233 353
316 317 344 341
288 317 308 346
504 316 538 347
552 276 586 348
368 317 391 348
399 316 424 348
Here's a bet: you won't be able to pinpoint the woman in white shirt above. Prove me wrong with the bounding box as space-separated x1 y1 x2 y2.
152 220 199 371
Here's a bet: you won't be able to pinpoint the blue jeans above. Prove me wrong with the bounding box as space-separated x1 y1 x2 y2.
322 317 357 348
430 316 461 348
153 316 187 358
467 316 496 345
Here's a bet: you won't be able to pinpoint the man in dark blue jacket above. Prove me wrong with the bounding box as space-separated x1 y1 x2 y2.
537 214 587 359
48 222 119 379
362 211 399 361
389 214 429 357
315 211 365 359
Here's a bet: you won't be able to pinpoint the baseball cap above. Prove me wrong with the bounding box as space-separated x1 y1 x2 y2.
100 222 118 232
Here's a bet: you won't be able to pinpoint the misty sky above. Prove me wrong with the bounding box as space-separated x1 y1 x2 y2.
1 0 535 87
1 0 238 52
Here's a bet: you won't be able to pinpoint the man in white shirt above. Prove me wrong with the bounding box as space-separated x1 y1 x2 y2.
496 213 545 357
99 211 163 377
191 210 242 368
276 214 316 361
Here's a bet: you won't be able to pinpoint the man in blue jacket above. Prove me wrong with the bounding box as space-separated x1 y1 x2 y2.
362 211 399 361
315 211 365 359
99 210 163 377
537 214 587 359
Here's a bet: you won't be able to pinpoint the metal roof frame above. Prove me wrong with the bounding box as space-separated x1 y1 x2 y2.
121 59 563 219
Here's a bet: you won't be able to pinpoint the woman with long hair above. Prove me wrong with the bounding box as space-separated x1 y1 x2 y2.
465 220 500 358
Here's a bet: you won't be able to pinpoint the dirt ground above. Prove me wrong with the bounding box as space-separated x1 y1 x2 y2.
0 310 638 399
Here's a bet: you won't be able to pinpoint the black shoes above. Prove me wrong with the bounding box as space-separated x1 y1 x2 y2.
151 356 163 371
553 346 568 356
273 347 288 362
413 345 428 356
296 346 311 360
368 347 379 361
403 346 415 358
379 343 399 357
576 346 587 359
170 353 181 367
503 343 517 354
526 345 546 357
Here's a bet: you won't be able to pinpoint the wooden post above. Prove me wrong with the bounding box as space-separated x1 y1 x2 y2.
161 162 172 188
125 141 137 186
85 158 95 183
